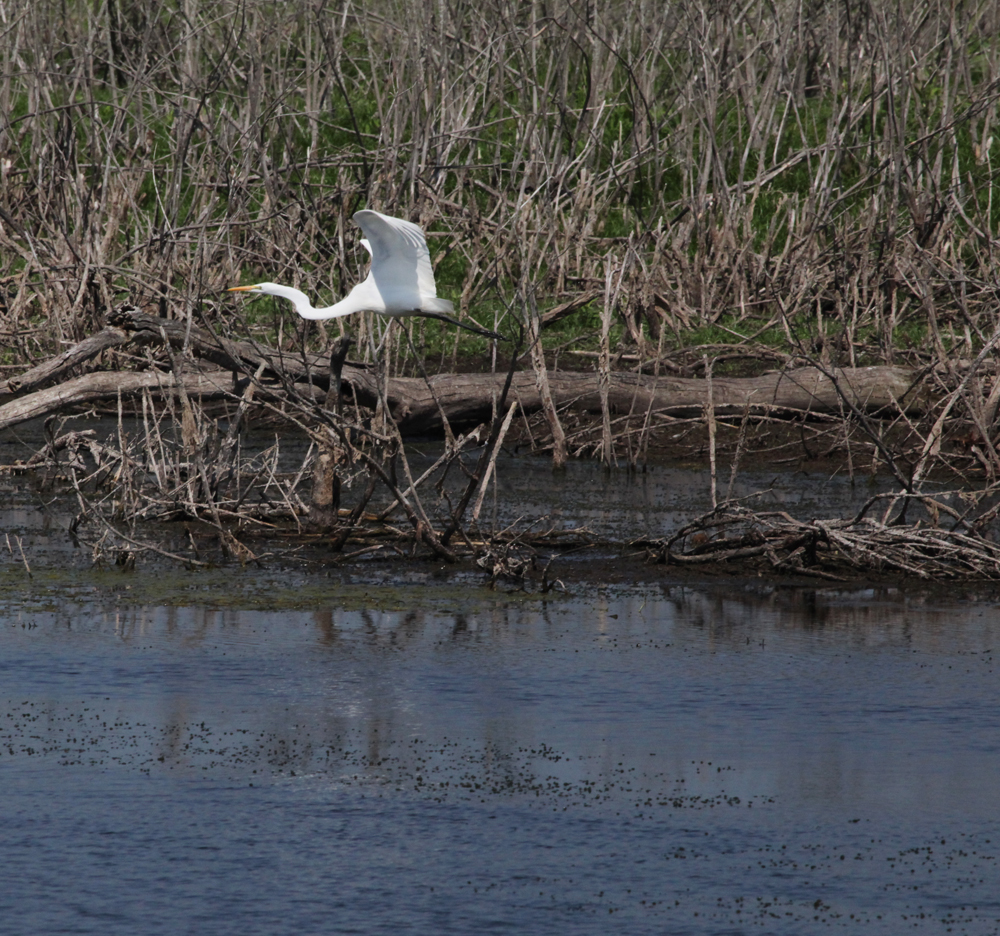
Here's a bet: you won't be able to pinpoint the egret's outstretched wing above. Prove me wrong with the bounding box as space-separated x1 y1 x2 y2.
230 209 491 327
353 209 443 309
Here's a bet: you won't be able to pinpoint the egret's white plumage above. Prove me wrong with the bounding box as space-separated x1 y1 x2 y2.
229 210 503 339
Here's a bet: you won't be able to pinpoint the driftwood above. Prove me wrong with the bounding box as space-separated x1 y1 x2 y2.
0 369 234 429
0 329 129 396
655 499 1000 581
0 309 927 435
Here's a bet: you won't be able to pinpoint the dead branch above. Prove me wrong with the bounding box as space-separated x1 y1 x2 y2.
0 369 233 430
0 326 129 399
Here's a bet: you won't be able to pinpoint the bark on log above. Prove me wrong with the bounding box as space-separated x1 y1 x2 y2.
368 365 925 434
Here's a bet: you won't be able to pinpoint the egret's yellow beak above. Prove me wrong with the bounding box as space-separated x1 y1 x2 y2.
227 285 260 293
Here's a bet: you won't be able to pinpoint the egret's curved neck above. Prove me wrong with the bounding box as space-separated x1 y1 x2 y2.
258 283 343 320
294 296 356 321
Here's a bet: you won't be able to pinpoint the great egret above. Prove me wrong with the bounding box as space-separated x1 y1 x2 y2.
228 209 504 340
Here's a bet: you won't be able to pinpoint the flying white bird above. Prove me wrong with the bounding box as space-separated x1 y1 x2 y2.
228 209 504 340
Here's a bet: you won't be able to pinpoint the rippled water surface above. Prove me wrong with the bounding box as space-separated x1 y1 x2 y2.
2 560 1000 935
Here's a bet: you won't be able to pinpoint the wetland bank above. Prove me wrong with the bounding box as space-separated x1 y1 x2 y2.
4 0 1000 932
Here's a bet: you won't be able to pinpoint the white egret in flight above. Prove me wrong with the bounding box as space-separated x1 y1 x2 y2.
228 209 504 340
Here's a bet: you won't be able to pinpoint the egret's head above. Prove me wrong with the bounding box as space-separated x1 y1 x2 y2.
228 283 308 302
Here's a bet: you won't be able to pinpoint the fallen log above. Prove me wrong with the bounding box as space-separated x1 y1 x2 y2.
0 360 926 436
92 312 932 424
0 308 928 435
0 327 129 397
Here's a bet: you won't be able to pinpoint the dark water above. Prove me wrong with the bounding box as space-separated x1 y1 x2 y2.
2 416 905 556
2 565 1000 935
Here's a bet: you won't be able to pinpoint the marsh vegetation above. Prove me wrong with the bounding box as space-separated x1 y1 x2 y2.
2 0 1000 576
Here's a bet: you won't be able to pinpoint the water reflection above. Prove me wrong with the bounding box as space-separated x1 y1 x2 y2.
669 584 903 636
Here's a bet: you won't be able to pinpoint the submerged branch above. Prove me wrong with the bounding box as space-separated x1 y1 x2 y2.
655 499 1000 581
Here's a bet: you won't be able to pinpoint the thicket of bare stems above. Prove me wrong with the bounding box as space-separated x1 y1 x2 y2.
3 0 998 354
3 0 1000 574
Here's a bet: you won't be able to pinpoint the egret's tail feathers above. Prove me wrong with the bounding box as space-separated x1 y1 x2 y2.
422 296 455 314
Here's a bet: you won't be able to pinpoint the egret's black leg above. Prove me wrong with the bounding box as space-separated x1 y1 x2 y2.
418 312 506 341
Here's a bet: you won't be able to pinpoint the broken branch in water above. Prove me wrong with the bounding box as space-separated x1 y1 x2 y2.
654 496 1000 581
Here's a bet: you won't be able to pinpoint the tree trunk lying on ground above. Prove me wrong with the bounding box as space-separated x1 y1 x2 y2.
0 309 928 436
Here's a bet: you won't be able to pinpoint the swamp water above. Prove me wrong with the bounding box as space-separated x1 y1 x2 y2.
1 454 999 934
